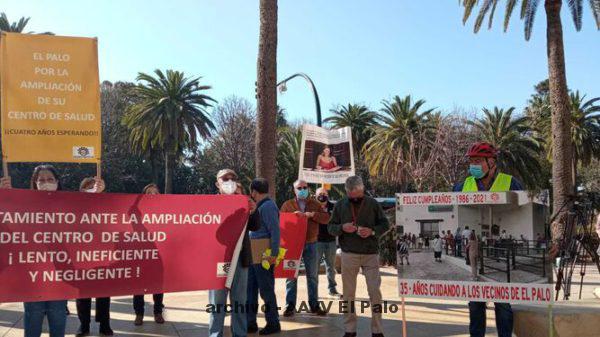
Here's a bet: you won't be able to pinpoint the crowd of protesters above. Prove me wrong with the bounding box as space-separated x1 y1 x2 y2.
0 141 548 337
1 167 390 337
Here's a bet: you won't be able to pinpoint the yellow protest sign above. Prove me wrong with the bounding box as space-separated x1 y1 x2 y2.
0 32 101 163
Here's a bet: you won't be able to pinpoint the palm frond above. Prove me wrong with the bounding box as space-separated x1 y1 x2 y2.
462 0 479 24
474 0 495 32
590 0 600 29
524 0 541 41
504 0 519 31
568 0 584 31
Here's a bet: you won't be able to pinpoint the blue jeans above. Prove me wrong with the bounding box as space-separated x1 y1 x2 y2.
208 261 249 337
247 264 279 327
456 241 463 257
286 242 319 310
468 302 513 337
316 241 338 293
24 300 67 337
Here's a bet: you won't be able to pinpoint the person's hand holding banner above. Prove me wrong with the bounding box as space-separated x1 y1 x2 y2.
0 177 11 189
343 222 358 233
92 177 105 193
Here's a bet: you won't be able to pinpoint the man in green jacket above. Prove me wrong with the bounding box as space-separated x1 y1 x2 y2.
328 176 389 337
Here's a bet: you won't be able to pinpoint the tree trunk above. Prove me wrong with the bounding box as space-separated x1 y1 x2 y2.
255 0 278 198
545 0 573 221
164 151 173 194
571 145 577 189
150 151 159 185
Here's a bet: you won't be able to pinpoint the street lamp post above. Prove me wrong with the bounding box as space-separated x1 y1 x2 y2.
277 73 322 127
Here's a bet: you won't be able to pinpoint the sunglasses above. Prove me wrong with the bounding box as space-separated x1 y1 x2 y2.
221 177 237 182
296 186 308 190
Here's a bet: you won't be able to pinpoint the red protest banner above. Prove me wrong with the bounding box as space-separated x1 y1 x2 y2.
274 213 307 279
0 189 248 303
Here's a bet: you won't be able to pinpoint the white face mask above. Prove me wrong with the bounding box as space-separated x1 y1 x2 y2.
84 187 97 193
37 182 58 191
220 180 237 195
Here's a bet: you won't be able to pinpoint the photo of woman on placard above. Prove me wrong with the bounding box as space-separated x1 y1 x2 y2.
315 146 340 172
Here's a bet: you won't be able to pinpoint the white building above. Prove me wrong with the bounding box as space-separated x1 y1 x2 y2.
396 191 549 241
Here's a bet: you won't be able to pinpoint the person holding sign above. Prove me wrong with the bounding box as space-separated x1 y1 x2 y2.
74 177 111 337
452 142 523 337
280 180 329 317
0 165 103 337
208 169 259 337
246 178 281 335
328 176 389 337
132 183 166 326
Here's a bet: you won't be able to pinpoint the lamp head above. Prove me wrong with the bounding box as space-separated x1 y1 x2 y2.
278 82 287 94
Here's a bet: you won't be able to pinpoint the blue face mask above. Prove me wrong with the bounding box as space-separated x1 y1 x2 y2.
297 189 309 200
469 164 485 179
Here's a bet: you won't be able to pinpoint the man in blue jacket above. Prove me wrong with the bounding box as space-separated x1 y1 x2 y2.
246 178 281 335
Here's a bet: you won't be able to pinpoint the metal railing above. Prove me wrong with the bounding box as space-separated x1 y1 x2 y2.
477 242 548 282
479 245 512 282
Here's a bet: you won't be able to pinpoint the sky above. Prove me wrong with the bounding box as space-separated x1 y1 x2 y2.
3 0 599 123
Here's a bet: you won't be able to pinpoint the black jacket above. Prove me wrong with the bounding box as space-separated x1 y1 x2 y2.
240 211 260 267
328 196 389 254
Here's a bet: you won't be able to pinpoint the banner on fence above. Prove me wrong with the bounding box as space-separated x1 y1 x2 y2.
0 189 248 302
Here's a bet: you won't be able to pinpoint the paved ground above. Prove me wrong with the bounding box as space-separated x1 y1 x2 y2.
408 248 548 284
397 250 475 281
2 257 598 337
0 266 505 337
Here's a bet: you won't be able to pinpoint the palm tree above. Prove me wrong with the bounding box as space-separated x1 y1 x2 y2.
527 89 600 186
255 0 278 197
0 12 53 34
275 127 302 204
569 91 600 182
0 13 29 32
122 69 215 193
461 0 600 218
325 104 376 157
469 107 545 189
364 95 436 190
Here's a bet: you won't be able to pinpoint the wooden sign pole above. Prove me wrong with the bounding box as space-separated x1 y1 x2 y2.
96 161 102 179
2 157 8 178
401 296 407 337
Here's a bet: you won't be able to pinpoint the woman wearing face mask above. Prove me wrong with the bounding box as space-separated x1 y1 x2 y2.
75 177 113 337
132 183 166 326
0 165 68 337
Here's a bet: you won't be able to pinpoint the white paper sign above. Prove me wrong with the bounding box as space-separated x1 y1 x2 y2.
298 125 355 184
398 279 553 304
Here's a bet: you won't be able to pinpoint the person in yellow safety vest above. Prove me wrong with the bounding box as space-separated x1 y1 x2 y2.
454 142 523 193
452 141 523 337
